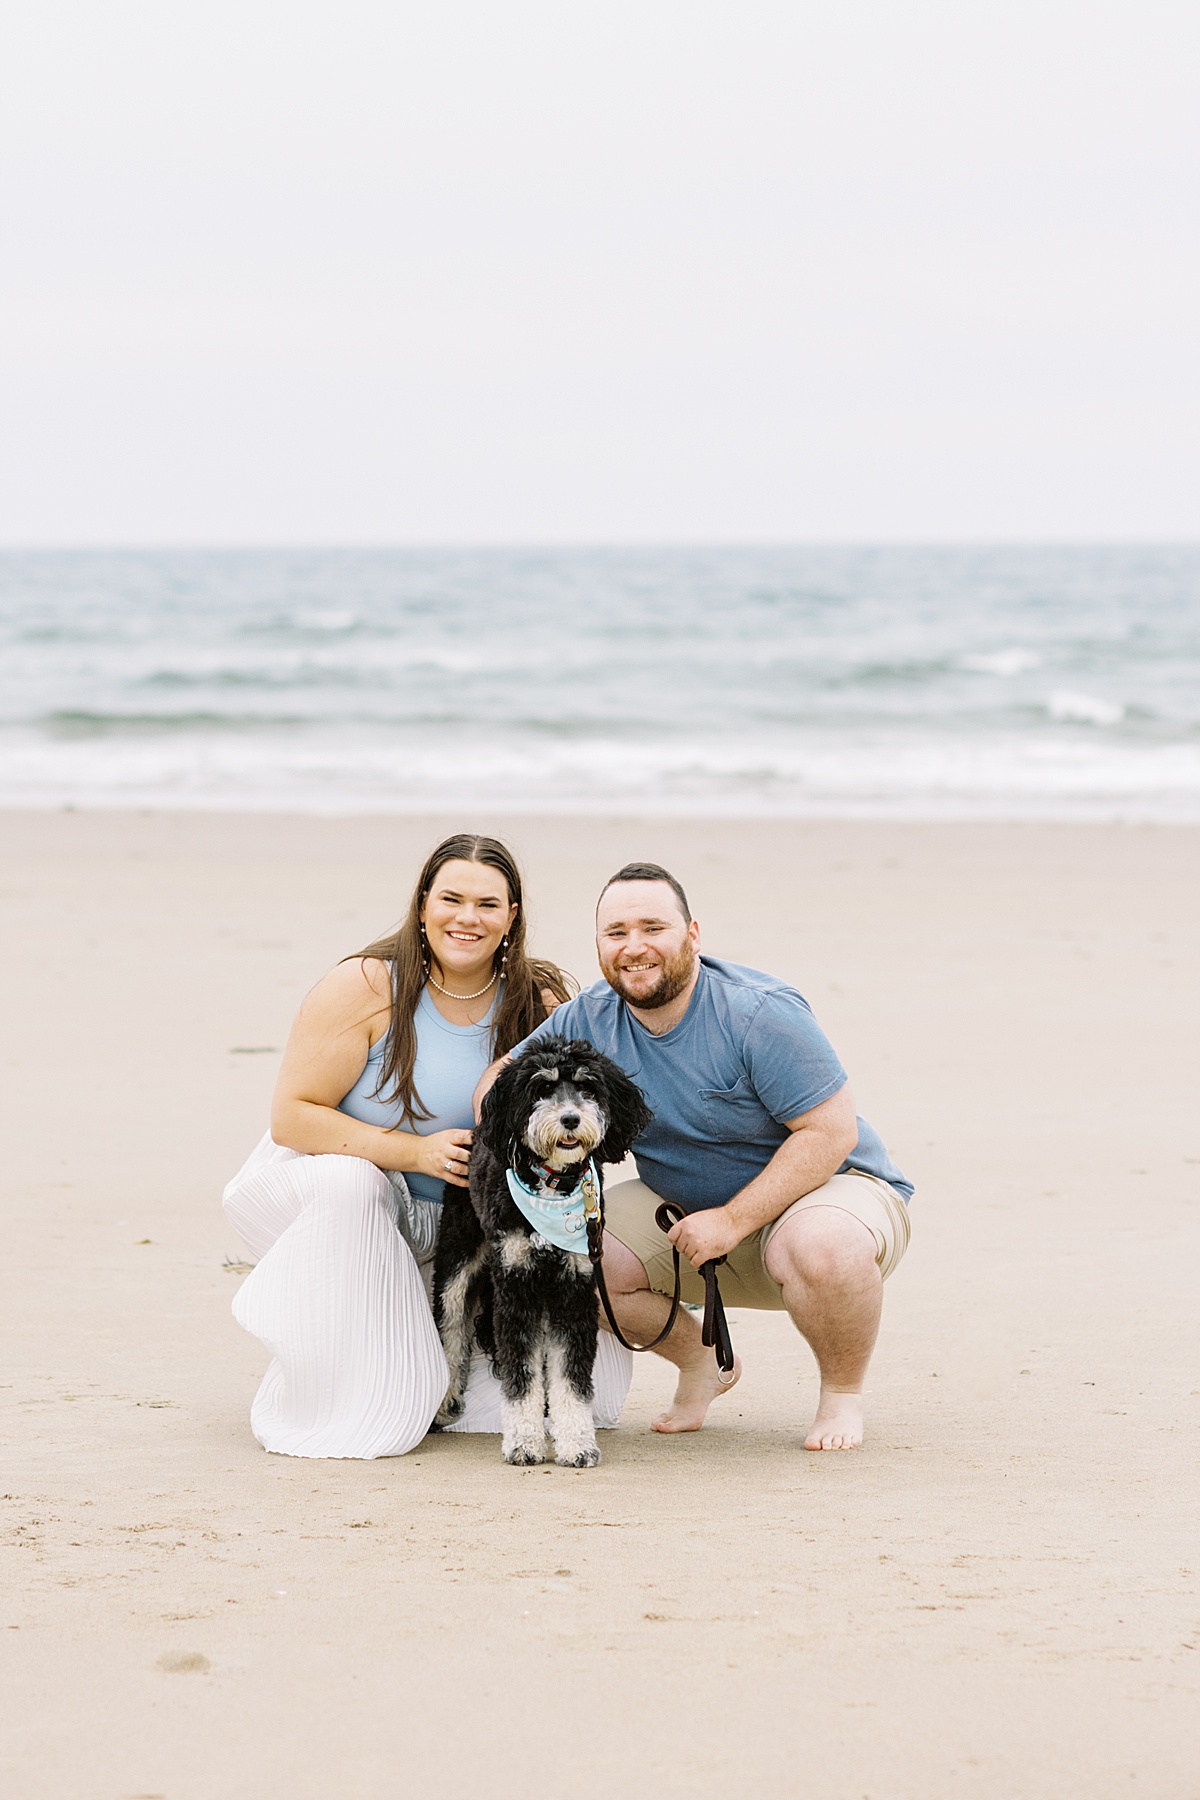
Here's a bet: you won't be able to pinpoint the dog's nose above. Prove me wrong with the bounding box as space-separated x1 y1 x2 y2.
560 1111 581 1131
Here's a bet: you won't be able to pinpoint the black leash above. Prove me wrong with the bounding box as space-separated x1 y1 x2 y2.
587 1195 736 1377
658 1202 735 1378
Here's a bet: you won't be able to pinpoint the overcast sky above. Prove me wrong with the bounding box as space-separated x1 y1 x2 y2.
1 1 1197 546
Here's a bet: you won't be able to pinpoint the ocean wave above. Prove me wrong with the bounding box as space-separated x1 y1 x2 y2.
40 709 313 735
136 665 384 691
4 723 1200 818
817 658 960 688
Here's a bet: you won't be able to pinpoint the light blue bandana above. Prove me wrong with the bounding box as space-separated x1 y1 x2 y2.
505 1160 601 1254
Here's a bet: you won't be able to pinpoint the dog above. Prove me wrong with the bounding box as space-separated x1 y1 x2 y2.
432 1037 651 1466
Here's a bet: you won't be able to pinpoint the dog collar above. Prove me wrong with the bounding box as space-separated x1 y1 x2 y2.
532 1159 582 1193
505 1160 601 1253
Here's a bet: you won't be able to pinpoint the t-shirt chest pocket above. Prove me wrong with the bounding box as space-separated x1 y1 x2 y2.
698 1075 766 1139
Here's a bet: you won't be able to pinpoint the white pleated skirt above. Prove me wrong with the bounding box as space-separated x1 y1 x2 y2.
222 1133 633 1459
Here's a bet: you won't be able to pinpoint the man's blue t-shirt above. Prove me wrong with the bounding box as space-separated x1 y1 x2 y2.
511 956 912 1213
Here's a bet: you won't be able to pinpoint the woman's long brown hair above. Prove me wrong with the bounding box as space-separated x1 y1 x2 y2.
354 833 576 1125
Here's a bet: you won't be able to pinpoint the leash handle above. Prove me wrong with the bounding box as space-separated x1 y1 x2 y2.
655 1203 736 1378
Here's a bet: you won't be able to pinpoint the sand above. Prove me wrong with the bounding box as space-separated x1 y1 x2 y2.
2 808 1198 1799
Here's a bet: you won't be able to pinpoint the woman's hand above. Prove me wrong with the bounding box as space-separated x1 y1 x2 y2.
412 1127 474 1188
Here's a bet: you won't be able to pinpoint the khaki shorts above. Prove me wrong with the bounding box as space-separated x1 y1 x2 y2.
602 1170 911 1310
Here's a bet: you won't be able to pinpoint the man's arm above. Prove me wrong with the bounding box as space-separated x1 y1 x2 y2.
472 1054 511 1120
667 1083 859 1269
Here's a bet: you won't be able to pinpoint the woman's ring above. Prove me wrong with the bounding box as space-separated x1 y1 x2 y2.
445 1160 454 1171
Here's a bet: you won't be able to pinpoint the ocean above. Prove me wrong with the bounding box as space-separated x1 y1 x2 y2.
1 545 1198 820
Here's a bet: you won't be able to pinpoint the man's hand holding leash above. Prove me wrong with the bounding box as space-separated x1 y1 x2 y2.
665 1206 743 1269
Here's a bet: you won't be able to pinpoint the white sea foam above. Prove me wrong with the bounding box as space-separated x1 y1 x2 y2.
293 609 359 632
960 648 1041 677
1046 690 1125 727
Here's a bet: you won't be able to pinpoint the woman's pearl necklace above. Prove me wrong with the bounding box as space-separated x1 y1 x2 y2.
426 968 498 1002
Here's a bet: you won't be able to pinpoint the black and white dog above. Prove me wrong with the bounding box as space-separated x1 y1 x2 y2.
432 1037 651 1466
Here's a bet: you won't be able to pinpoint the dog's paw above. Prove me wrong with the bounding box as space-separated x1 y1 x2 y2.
434 1396 464 1429
503 1440 546 1465
556 1444 601 1468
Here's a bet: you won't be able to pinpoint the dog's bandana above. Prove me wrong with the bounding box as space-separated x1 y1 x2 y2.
505 1160 601 1254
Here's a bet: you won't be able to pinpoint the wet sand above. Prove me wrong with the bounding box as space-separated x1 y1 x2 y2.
2 809 1198 1798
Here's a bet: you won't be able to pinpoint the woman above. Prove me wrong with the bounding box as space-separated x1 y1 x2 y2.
222 833 633 1458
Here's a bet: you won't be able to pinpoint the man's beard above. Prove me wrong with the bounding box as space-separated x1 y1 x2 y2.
602 940 696 1010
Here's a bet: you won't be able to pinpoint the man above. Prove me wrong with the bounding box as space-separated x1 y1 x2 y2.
484 861 913 1452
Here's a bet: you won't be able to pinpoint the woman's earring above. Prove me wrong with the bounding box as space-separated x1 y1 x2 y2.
499 935 509 972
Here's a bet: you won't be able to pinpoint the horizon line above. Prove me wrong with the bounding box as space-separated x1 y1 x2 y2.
2 537 1199 555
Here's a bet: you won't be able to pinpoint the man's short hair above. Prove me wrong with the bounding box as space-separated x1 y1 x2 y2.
598 861 692 924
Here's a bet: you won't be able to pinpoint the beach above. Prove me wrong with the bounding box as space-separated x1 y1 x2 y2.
2 807 1198 1798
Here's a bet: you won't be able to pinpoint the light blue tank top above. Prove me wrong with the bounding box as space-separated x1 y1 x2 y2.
337 985 498 1203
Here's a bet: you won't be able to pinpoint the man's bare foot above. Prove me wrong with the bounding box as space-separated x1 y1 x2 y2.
805 1387 863 1451
652 1354 742 1433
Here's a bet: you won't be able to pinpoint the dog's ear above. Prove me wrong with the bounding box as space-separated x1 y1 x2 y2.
477 1057 523 1165
596 1059 652 1164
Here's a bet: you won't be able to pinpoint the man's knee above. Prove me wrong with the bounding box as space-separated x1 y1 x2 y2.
601 1230 651 1296
765 1205 880 1290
